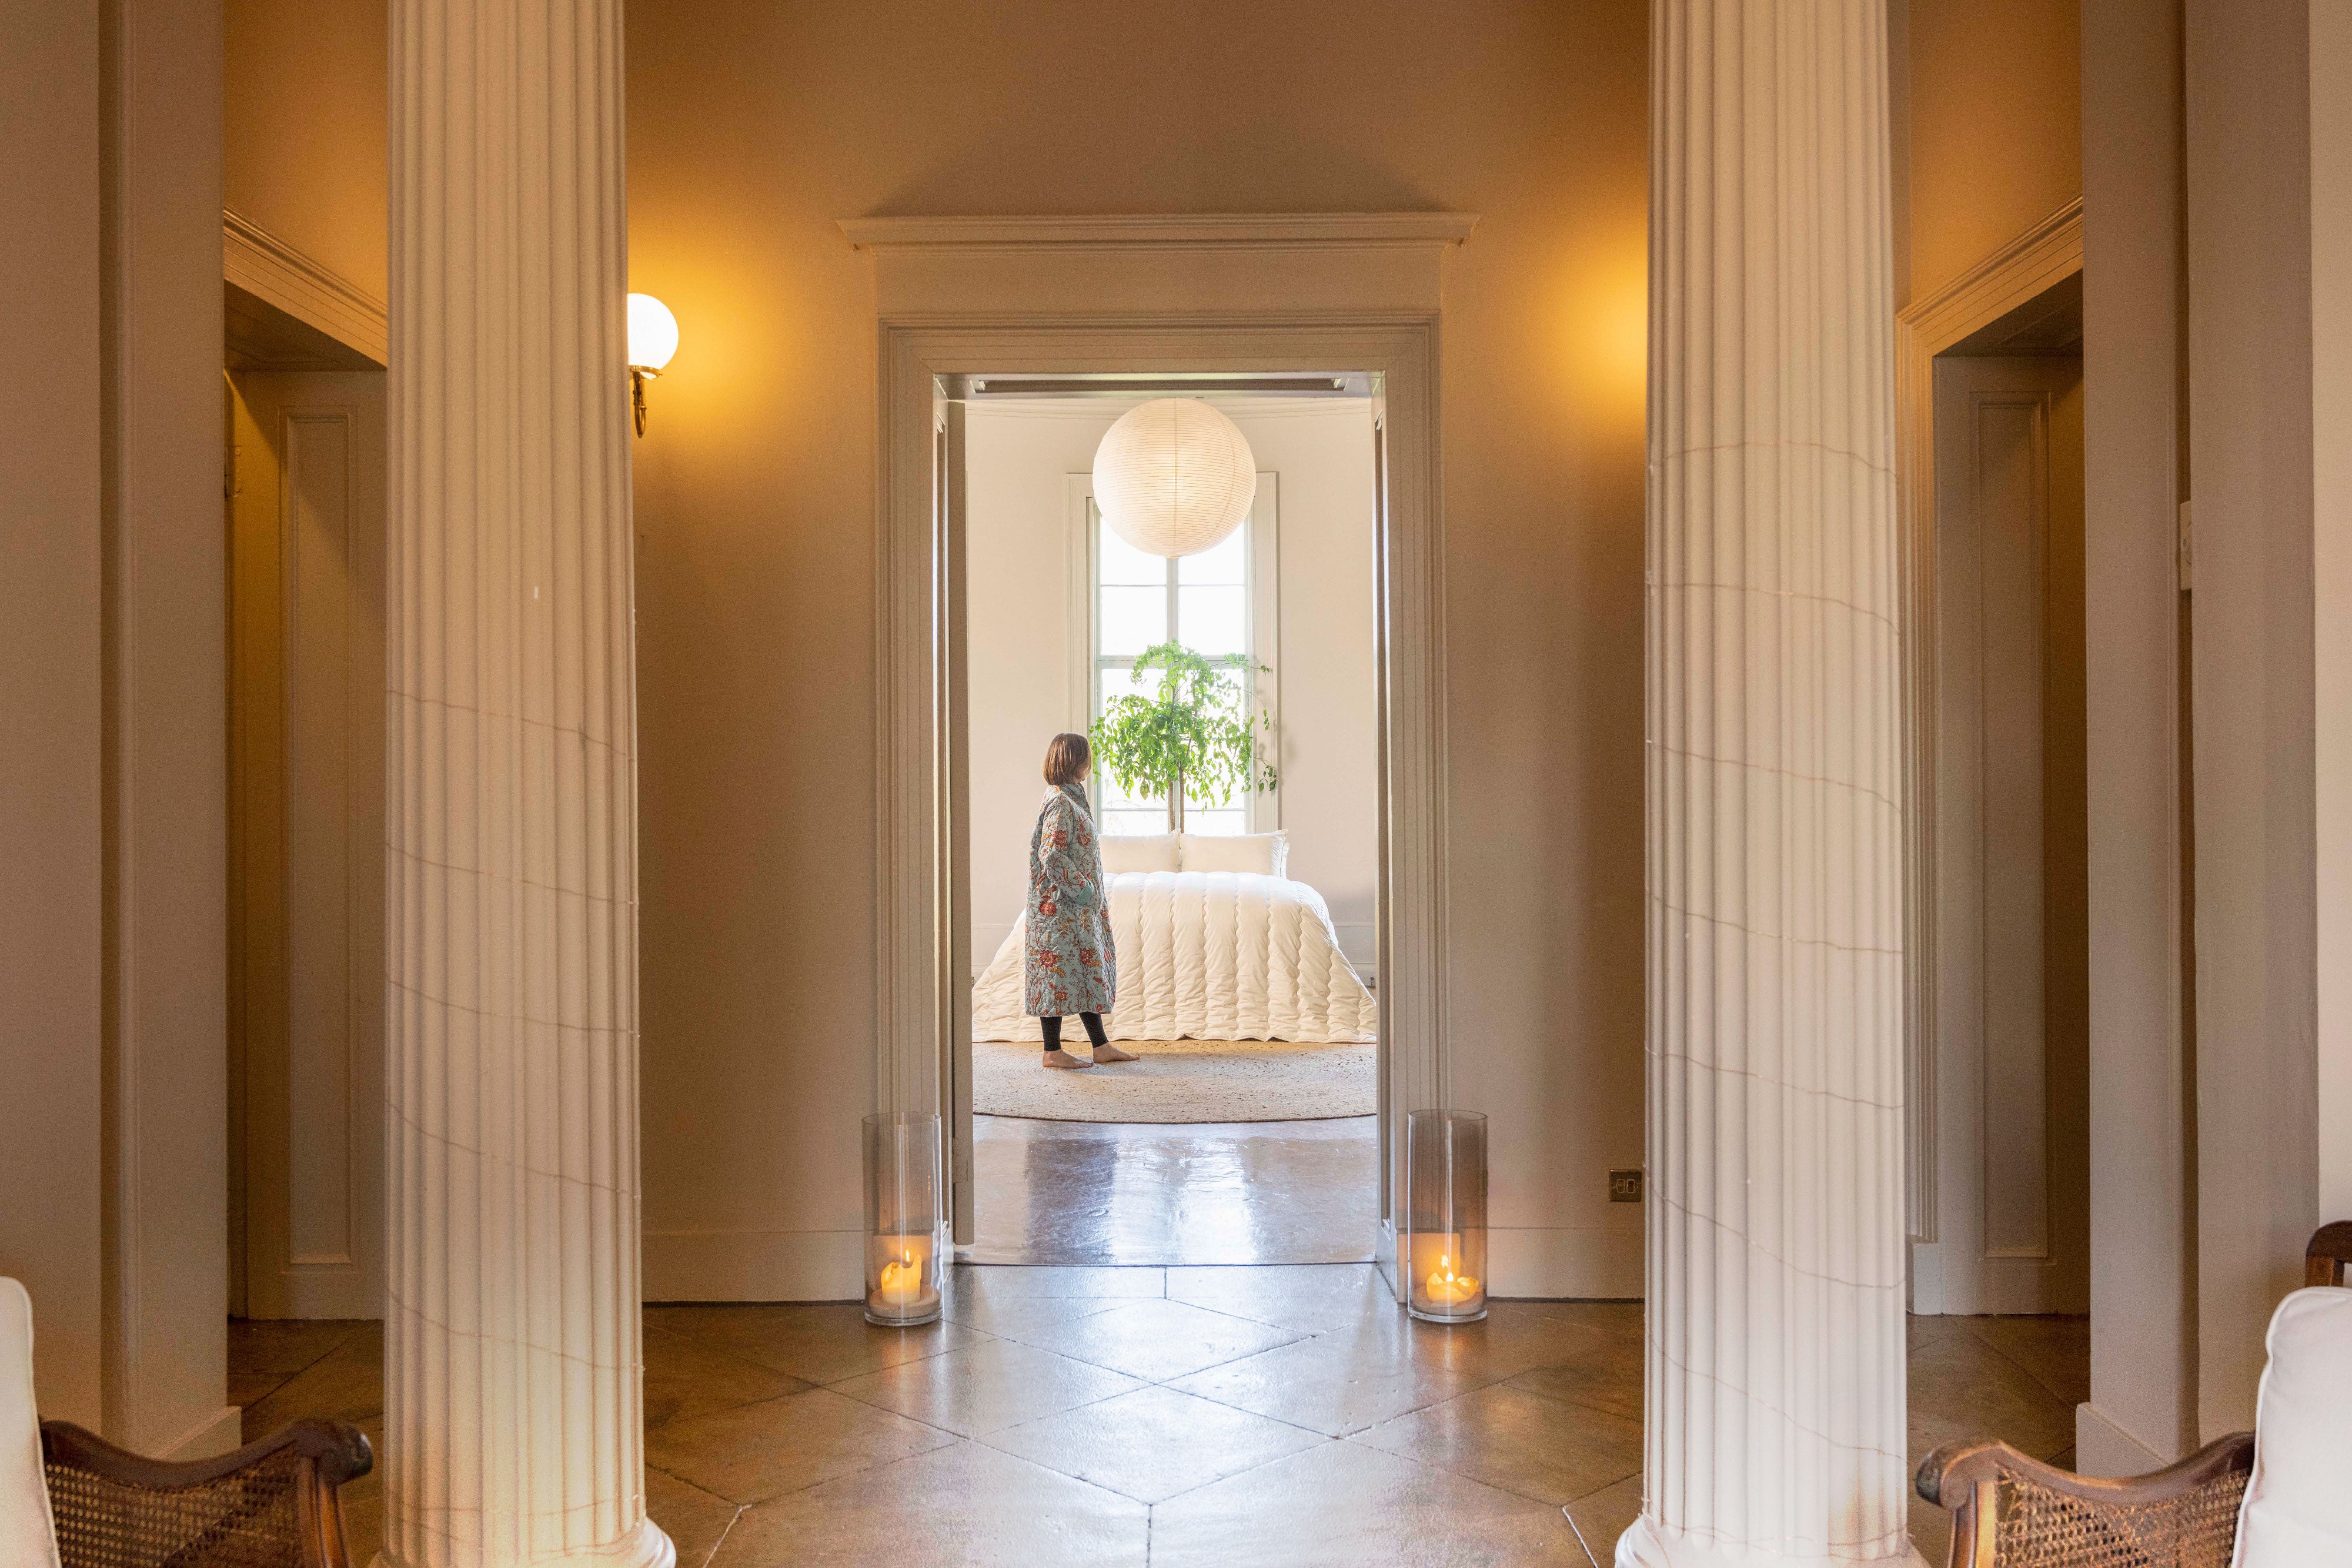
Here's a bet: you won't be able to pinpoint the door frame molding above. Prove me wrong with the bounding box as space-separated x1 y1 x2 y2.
851 213 1472 1269
1896 198 2083 1284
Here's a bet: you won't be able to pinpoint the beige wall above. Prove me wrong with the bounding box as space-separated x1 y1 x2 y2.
627 0 1650 1297
224 0 387 300
1 0 107 1430
2184 0 2341 1443
0 0 235 1453
1906 0 2083 302
2077 0 2196 1477
2309 0 2352 1242
109 0 239 1457
963 401 1379 971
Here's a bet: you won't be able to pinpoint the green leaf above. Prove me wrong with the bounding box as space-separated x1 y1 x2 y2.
1088 641 1277 830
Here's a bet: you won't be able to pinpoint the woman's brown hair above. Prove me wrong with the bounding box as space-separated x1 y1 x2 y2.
1043 732 1091 786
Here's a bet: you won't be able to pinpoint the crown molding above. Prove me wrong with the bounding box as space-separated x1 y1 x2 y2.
1897 195 2083 350
222 207 389 366
840 215 1476 321
838 212 1479 252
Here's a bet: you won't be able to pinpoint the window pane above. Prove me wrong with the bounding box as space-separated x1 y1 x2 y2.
1091 670 1164 813
1098 585 1167 655
1097 662 1164 716
1097 522 1168 587
1102 810 1169 838
1185 808 1249 837
1177 584 1247 655
1098 766 1162 810
1177 527 1247 586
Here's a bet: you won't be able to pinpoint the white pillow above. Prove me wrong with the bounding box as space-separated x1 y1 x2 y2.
2233 1285 2352 1568
0 1279 64 1568
1098 833 1181 873
1180 831 1288 877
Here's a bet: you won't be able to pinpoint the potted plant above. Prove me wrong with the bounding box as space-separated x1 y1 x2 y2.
1090 640 1277 833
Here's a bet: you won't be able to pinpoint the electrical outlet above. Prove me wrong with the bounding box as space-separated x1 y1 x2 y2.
1609 1169 1643 1203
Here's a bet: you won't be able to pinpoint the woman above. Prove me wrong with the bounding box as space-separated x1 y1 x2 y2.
1025 732 1136 1069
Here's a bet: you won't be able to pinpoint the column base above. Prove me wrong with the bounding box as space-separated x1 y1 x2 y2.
375 1516 676 1568
1614 1516 1930 1568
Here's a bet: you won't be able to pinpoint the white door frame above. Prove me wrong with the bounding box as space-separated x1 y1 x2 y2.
1895 198 2084 1308
851 213 1472 1273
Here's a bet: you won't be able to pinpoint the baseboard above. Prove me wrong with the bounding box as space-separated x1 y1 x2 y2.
165 1405 245 1460
2074 1401 2175 1478
644 1228 864 1301
1485 1225 1643 1300
1909 1241 1945 1314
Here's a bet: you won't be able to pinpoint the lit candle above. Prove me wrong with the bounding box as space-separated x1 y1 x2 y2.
868 1235 938 1315
1420 1262 1482 1306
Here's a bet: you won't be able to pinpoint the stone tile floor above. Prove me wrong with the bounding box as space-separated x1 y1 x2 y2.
234 1271 2084 1567
970 1114 1381 1266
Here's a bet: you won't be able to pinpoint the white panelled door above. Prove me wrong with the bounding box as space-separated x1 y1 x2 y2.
1924 353 2090 1316
228 370 387 1320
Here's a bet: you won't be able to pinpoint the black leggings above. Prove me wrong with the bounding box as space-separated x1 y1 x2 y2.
1042 1012 1109 1054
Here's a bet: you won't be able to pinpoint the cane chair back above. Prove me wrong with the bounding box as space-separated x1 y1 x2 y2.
1917 1433 2254 1568
39 1419 369 1568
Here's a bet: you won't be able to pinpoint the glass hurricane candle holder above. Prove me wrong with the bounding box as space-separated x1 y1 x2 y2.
863 1111 943 1326
1402 1109 1488 1323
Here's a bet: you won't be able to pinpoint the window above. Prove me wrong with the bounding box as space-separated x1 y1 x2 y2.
1088 496 1269 838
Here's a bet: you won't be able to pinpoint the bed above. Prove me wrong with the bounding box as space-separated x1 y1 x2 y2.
970 864 1378 1044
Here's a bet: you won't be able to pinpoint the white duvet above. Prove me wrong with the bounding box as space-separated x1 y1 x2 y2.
972 870 1377 1043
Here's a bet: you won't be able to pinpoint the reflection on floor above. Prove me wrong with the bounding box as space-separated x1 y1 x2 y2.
232 1279 2085 1567
970 1113 1379 1266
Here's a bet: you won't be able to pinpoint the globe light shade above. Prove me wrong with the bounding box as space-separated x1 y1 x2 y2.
627 293 679 373
1091 397 1257 559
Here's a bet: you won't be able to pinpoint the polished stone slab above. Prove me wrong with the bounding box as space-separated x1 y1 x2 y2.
970 1114 1379 1266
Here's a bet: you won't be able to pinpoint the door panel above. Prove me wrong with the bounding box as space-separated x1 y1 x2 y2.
229 370 387 1319
1925 353 2089 1314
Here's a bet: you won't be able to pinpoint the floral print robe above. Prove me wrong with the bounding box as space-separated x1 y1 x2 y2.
1023 782 1117 1017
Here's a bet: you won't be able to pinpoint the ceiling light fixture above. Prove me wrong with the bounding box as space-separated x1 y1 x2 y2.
1090 397 1257 559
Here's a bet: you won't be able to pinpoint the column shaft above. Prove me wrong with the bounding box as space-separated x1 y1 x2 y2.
383 2 667 1567
1623 2 1912 1564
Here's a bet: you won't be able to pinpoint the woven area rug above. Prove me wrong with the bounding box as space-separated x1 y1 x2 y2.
971 1037 1377 1124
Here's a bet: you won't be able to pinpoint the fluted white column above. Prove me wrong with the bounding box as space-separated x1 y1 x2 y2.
1622 3 1913 1566
382 3 668 1568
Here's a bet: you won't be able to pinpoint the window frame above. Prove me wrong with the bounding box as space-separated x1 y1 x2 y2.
1067 472 1279 835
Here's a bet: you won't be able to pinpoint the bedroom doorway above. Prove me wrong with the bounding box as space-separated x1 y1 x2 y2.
856 246 1462 1306
950 376 1374 1260
954 375 1384 1266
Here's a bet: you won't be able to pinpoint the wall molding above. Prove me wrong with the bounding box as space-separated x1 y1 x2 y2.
840 212 1479 252
222 208 387 367
1896 196 2084 1251
855 216 1461 1279
842 210 1476 322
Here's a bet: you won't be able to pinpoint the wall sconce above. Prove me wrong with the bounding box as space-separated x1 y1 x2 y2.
627 293 679 437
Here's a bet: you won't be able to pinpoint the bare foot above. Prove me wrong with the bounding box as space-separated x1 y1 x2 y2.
1042 1049 1095 1069
1089 1042 1139 1064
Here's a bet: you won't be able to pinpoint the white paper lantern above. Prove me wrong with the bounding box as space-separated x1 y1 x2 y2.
1091 398 1258 558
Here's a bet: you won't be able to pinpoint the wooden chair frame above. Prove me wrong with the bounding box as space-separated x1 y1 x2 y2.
1915 1432 2253 1568
1915 1221 2350 1566
39 1417 372 1568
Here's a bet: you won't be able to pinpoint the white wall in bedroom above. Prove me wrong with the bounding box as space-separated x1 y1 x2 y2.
963 398 1379 977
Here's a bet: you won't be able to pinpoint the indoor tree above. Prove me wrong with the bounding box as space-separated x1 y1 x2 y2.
1090 640 1277 833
